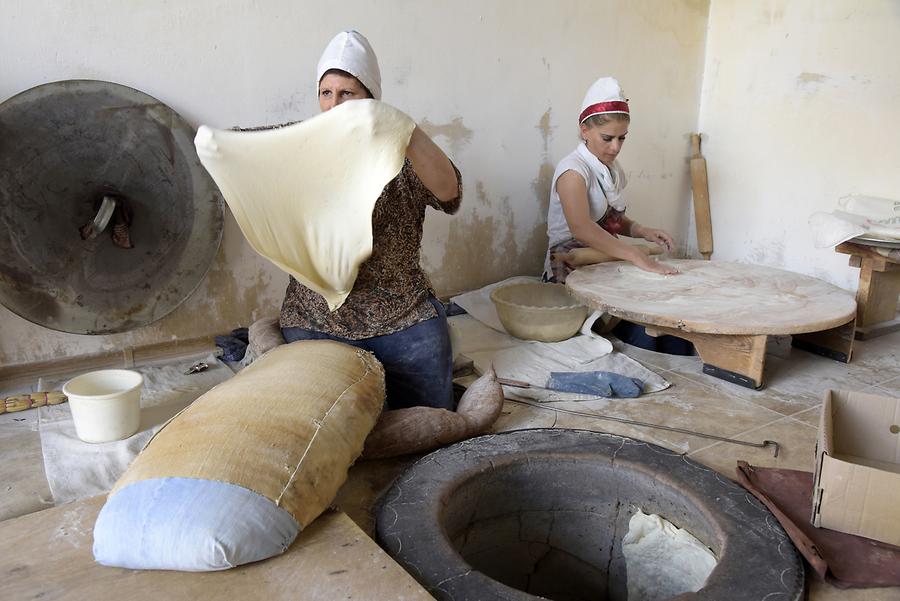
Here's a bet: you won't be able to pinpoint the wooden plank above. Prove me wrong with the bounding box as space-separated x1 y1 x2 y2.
836 241 896 271
643 324 767 388
0 336 217 388
855 316 900 340
0 497 434 601
792 319 855 363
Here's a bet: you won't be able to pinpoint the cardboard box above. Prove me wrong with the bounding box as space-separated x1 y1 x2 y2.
812 389 900 546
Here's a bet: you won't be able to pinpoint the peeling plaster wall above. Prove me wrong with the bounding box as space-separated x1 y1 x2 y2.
695 0 900 289
0 0 708 366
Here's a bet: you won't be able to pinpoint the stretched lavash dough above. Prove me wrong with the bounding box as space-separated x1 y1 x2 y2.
622 510 717 601
194 99 416 310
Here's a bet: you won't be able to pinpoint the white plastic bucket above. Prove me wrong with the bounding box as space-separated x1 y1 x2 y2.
62 369 144 443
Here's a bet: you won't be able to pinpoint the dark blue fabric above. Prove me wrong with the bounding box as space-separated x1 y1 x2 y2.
215 327 251 362
547 370 644 398
612 320 695 356
282 298 453 410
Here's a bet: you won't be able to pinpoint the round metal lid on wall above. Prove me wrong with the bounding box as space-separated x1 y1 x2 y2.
0 80 224 334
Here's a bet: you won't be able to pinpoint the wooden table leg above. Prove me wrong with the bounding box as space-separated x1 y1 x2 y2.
791 318 855 363
856 261 900 325
855 262 900 339
645 325 767 389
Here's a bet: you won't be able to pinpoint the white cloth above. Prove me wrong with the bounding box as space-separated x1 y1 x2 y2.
195 99 415 311
316 30 382 100
580 76 629 122
623 510 717 601
39 355 232 504
448 314 670 403
837 194 900 224
809 209 900 247
544 143 628 273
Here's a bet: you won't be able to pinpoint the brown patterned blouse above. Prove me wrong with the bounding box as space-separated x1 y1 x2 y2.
279 159 462 339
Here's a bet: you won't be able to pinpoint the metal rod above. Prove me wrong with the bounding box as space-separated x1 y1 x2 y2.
503 397 780 458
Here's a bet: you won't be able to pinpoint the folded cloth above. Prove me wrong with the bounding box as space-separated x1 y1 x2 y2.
449 314 671 403
547 370 643 398
735 461 900 589
215 327 250 362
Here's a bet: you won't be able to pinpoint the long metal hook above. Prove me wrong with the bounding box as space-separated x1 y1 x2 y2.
504 397 780 458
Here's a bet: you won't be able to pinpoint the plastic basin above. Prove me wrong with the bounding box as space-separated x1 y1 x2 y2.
62 369 143 443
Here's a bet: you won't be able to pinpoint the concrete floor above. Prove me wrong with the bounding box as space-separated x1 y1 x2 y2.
2 328 899 599
335 329 900 601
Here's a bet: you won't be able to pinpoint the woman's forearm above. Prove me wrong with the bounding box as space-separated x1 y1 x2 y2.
406 126 459 203
570 221 648 263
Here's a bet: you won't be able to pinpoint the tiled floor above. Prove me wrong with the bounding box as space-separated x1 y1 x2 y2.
3 329 899 599
335 329 900 600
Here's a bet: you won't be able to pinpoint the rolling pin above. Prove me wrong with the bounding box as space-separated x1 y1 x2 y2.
552 244 662 267
690 133 713 260
1 391 67 414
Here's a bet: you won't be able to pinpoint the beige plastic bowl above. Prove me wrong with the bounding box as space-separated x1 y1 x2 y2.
490 282 589 342
62 369 143 443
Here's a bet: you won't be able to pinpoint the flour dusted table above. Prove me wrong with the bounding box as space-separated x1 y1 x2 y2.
566 260 857 389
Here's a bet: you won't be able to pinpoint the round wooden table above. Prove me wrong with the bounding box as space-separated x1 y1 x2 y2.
566 260 857 388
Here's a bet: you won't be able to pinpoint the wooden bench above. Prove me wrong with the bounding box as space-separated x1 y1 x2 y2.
836 241 900 339
0 496 434 601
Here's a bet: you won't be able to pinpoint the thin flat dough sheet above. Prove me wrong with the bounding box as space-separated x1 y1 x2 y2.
623 510 717 601
195 100 415 310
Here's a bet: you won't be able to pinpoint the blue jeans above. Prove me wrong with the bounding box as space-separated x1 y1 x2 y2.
282 298 454 410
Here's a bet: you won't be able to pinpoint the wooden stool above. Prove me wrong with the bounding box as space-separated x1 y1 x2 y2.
836 240 900 339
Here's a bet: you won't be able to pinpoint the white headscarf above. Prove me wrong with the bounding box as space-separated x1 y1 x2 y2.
577 76 630 211
316 31 382 100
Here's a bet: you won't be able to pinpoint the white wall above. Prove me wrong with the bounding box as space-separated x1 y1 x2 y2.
695 0 900 289
0 0 709 366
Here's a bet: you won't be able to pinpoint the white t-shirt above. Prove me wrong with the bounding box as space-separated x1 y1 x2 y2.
544 143 628 273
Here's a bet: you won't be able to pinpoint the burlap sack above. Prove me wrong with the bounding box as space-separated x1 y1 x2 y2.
111 339 385 528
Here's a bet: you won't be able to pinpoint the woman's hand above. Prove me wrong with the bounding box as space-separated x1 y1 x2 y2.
633 252 679 275
632 224 674 252
558 174 678 275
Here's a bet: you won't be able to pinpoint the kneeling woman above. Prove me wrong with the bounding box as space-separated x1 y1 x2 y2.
544 76 676 284
281 31 461 410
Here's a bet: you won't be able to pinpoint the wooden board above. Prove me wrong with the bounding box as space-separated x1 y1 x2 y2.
0 335 216 389
646 325 768 388
566 260 857 336
0 496 434 601
690 134 713 260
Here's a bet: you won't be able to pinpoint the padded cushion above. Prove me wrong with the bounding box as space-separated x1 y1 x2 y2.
93 340 385 571
94 478 298 571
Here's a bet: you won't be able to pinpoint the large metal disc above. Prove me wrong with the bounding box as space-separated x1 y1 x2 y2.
0 80 223 334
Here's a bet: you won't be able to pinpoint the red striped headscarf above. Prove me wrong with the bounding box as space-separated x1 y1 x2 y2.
579 77 629 124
